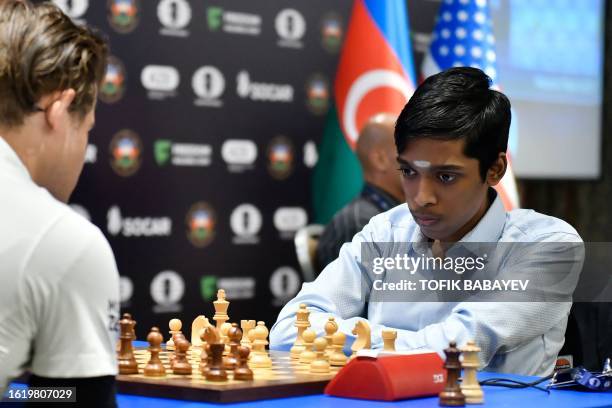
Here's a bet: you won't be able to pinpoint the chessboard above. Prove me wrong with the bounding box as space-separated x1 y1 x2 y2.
116 346 342 403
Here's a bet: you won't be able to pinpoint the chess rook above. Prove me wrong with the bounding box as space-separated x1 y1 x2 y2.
118 313 138 374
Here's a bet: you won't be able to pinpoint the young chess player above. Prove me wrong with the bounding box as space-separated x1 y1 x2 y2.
270 67 584 376
0 2 119 406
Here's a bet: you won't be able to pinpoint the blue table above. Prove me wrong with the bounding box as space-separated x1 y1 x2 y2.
116 371 611 408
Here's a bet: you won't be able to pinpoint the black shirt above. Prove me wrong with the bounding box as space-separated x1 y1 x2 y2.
316 183 401 272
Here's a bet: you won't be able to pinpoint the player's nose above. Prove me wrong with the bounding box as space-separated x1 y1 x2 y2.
413 178 437 207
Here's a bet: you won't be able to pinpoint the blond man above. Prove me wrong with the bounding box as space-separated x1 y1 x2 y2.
0 2 119 406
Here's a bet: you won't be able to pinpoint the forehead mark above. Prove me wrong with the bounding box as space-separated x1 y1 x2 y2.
413 160 431 169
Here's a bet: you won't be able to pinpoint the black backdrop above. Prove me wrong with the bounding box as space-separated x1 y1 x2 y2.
52 0 438 339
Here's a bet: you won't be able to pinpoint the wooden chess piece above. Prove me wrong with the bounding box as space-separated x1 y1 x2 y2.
223 323 241 370
290 304 311 360
247 325 257 360
329 331 348 367
172 338 192 375
220 322 232 355
199 331 209 374
382 329 397 351
350 320 371 358
460 340 483 404
233 346 254 381
118 313 138 374
205 343 228 381
310 338 330 374
299 329 317 364
324 317 338 358
170 332 186 366
191 315 210 346
249 322 272 368
439 341 465 406
144 327 166 377
213 289 229 330
166 318 182 351
240 320 256 348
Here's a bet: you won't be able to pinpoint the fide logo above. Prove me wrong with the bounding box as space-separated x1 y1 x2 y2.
157 0 191 37
269 266 301 306
186 202 216 248
192 66 225 108
275 8 306 48
321 12 343 53
303 141 318 168
230 203 262 245
150 270 185 313
53 0 89 21
305 74 330 115
99 56 126 104
267 136 294 180
107 0 140 34
109 129 142 177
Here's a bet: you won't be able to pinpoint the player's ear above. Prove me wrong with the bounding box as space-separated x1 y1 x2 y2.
486 152 507 186
46 89 76 130
371 148 390 172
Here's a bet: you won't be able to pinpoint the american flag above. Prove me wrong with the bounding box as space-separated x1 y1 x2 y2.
422 0 520 210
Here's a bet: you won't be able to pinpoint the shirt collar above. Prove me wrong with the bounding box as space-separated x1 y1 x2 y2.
0 136 33 182
361 183 402 211
409 188 506 252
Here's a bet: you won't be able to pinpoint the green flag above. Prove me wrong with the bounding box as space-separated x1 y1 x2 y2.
312 105 363 224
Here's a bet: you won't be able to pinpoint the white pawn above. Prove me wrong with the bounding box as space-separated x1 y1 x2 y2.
310 338 330 374
166 318 182 351
330 331 347 367
382 329 397 351
299 329 317 365
249 322 272 368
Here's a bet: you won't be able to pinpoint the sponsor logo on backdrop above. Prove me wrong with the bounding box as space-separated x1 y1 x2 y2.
267 136 294 179
85 144 97 164
273 207 307 239
321 12 343 53
69 204 91 221
157 0 191 37
275 8 306 49
200 276 255 301
230 204 262 245
107 0 140 34
269 266 301 306
107 206 172 237
303 140 318 168
109 129 142 176
221 139 257 172
119 275 134 306
305 74 330 115
53 0 88 22
141 65 180 100
154 139 212 167
236 71 294 103
99 56 126 104
206 6 261 36
151 270 184 313
186 202 216 248
192 66 225 107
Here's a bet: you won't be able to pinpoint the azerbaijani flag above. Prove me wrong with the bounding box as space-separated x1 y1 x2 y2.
313 0 417 223
422 0 520 210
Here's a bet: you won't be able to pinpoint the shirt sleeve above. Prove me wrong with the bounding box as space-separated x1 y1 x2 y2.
271 214 386 354
24 213 120 378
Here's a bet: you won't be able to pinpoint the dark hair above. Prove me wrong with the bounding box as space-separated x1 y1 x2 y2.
0 0 108 128
394 67 511 180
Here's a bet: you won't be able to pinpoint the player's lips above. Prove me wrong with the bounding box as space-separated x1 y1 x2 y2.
412 213 441 227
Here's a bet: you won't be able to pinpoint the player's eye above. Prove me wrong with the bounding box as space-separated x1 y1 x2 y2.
438 173 456 184
398 167 416 178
